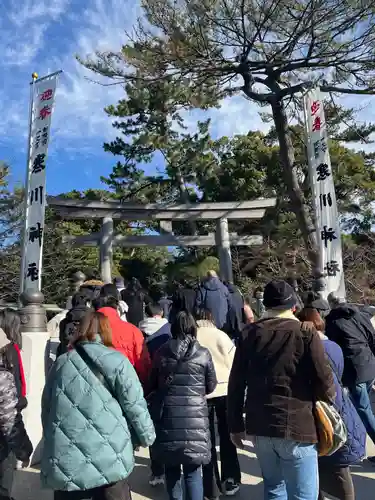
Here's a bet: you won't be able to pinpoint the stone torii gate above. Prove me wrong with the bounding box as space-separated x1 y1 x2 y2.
47 197 276 283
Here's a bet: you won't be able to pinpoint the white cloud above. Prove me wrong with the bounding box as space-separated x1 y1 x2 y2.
0 0 269 152
177 94 269 140
1 0 70 66
0 0 140 147
8 0 69 26
49 0 142 146
209 95 270 137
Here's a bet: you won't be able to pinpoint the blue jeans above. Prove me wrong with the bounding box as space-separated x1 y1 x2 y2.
349 380 375 444
254 436 318 500
165 465 203 500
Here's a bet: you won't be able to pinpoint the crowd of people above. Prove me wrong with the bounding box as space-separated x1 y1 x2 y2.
1 272 375 499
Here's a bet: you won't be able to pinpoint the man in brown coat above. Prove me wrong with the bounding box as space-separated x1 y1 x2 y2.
228 280 335 500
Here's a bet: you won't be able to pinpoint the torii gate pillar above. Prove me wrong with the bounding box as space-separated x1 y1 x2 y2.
216 218 233 283
100 217 113 284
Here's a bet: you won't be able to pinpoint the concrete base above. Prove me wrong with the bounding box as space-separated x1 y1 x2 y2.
21 330 50 465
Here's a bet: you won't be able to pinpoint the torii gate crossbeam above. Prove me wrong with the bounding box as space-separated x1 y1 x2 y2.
47 197 276 282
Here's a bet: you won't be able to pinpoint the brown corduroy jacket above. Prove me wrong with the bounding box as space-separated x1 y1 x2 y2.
228 316 335 443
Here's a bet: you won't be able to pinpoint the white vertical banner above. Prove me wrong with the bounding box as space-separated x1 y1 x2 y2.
304 88 345 298
21 72 60 293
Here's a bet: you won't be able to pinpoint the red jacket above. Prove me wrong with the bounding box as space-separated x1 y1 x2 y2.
98 307 151 384
13 344 26 398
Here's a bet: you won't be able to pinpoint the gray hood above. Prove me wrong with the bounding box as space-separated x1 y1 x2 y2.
139 317 168 336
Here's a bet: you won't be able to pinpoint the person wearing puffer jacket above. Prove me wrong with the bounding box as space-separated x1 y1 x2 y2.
0 310 27 411
0 333 32 500
299 308 366 500
146 311 217 500
41 311 155 500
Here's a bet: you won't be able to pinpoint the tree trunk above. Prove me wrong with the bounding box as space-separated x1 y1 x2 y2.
271 98 320 276
176 170 197 236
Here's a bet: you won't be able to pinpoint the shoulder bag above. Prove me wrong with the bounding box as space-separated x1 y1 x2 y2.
314 400 347 457
75 343 113 393
75 343 141 448
302 332 347 457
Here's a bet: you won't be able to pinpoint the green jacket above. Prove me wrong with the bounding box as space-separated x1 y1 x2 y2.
41 341 155 491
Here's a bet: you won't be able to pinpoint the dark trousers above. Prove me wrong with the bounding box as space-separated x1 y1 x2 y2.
202 396 241 499
318 464 354 500
0 453 16 499
54 480 132 500
165 465 203 500
149 444 164 477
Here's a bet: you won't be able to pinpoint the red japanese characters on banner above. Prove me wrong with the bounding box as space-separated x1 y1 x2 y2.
40 89 53 101
21 74 59 293
304 89 345 298
39 105 52 120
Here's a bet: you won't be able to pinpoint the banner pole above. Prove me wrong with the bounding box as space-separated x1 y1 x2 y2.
20 73 38 297
36 71 62 292
303 88 345 299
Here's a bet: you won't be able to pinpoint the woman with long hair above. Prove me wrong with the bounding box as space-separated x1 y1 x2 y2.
0 308 27 410
298 307 366 500
41 311 155 500
147 311 217 500
0 308 32 499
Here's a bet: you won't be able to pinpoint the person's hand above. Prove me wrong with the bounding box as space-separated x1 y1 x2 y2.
300 321 316 333
230 432 246 449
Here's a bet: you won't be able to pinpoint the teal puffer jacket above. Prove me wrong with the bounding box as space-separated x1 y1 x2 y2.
41 341 155 492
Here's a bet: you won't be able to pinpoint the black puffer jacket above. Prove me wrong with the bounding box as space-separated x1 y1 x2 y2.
148 336 217 466
325 304 375 386
0 368 32 462
1 346 27 411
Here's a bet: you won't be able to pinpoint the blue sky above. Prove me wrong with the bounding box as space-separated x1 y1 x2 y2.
1 0 375 196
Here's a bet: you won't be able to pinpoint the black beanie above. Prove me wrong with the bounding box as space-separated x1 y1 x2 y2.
263 280 296 310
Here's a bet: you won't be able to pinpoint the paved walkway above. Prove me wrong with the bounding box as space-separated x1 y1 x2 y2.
12 438 375 499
